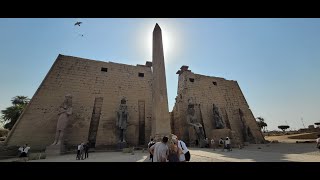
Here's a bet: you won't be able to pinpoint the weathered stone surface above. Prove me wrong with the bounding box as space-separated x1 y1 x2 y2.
45 144 63 156
170 68 265 146
5 55 153 149
151 23 171 139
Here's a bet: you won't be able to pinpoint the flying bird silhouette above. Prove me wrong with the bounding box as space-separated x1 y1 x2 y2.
74 22 82 26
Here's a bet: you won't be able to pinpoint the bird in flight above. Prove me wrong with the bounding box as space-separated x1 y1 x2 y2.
74 22 82 26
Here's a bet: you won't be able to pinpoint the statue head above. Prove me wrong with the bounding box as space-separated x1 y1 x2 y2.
188 98 193 105
62 94 72 108
119 98 128 112
213 103 217 109
239 108 244 116
187 104 195 116
121 98 127 105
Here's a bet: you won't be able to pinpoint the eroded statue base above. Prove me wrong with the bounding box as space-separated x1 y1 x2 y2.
45 144 64 156
117 142 128 150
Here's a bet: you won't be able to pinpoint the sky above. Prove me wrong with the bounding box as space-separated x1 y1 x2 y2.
0 18 320 131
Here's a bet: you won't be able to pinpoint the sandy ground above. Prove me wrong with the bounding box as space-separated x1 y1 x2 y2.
264 133 317 143
1 143 319 162
1 134 319 162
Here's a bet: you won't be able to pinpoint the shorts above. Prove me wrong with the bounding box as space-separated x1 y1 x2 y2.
179 153 186 161
20 152 27 157
184 151 191 161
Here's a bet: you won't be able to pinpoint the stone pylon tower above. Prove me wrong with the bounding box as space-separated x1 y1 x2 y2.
151 23 171 140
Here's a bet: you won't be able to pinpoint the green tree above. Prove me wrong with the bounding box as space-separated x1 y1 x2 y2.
0 96 30 130
256 117 267 132
278 125 290 133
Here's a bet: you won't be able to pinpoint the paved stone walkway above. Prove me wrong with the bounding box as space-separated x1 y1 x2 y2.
1 143 319 162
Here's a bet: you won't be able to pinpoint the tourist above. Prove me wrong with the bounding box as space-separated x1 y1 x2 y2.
18 144 30 157
148 138 156 162
175 136 191 162
80 142 85 160
76 143 82 160
219 138 224 150
18 144 30 162
84 142 89 159
225 137 232 151
205 138 209 148
149 136 169 162
316 135 320 150
210 138 215 151
168 139 180 162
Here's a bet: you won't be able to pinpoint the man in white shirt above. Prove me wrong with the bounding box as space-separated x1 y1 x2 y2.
149 136 169 162
76 143 82 160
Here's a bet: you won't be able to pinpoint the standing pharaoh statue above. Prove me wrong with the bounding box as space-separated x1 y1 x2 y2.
117 98 129 143
186 99 206 146
52 94 72 145
213 103 224 129
239 108 251 142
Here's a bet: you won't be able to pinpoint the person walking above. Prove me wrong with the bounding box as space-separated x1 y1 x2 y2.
210 138 215 151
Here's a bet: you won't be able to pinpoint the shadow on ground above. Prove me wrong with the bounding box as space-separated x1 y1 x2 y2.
190 143 320 162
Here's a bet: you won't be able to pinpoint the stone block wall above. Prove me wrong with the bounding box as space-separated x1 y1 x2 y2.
5 54 153 149
171 67 265 146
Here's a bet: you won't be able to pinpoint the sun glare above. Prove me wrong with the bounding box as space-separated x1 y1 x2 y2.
137 21 179 64
162 29 171 57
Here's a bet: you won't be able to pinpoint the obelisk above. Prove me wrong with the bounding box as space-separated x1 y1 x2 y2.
151 23 171 140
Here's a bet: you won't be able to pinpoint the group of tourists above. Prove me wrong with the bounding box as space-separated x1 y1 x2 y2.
204 137 232 151
148 135 191 162
18 144 30 157
76 142 89 160
215 137 232 151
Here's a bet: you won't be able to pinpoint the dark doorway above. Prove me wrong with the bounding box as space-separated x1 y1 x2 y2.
88 97 103 148
138 101 145 145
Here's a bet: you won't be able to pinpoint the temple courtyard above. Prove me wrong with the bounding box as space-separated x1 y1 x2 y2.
1 142 319 162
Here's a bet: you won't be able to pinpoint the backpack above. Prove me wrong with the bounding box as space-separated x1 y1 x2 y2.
148 142 155 148
180 141 184 151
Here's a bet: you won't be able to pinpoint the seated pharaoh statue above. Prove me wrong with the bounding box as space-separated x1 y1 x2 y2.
186 101 206 144
213 103 224 129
